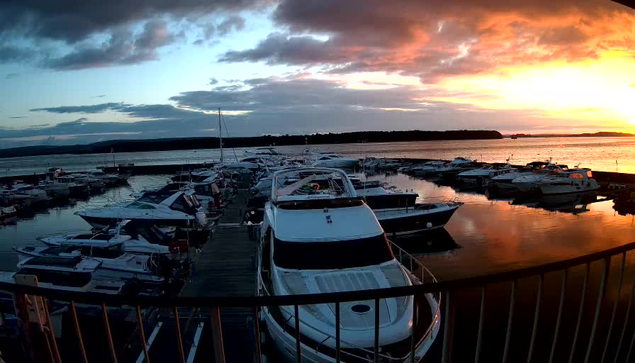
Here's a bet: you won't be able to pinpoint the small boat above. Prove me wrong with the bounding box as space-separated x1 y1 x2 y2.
259 167 441 362
76 191 208 230
37 224 171 256
0 257 126 294
14 238 166 285
511 164 569 193
354 180 461 235
457 163 513 186
54 175 90 197
310 153 359 168
536 168 600 195
10 183 50 204
38 180 70 198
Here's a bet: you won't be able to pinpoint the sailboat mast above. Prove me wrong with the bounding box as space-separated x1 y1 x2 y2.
218 108 224 163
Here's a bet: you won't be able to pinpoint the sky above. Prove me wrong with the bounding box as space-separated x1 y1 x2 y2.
0 0 635 148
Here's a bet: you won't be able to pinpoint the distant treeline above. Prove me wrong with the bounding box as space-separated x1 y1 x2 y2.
0 130 502 158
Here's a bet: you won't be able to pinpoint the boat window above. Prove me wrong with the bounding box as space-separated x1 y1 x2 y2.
17 268 92 287
72 234 95 240
170 196 197 214
587 171 593 178
128 201 155 209
570 173 584 179
273 235 394 269
319 157 331 160
84 244 124 258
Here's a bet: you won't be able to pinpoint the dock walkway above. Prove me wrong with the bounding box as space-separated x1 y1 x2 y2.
183 189 258 363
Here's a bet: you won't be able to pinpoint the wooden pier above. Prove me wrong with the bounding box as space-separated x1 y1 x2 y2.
131 190 259 363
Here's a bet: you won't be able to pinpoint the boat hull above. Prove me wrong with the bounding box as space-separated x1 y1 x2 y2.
375 204 460 236
79 215 196 229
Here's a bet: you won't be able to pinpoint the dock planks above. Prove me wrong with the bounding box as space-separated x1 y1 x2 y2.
181 189 258 362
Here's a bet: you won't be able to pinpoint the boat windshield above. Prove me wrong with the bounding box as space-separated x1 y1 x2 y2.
16 268 92 287
273 235 394 270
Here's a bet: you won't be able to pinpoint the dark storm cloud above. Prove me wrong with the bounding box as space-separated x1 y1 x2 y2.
0 46 35 62
41 23 178 70
0 0 257 44
216 15 246 36
220 33 351 65
0 0 260 69
31 102 129 114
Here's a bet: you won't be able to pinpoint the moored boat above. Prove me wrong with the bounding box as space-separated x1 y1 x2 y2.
258 167 440 362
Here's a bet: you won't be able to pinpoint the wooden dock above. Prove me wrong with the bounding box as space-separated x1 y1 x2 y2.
182 189 258 362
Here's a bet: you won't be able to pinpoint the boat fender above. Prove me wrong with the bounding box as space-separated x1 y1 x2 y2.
426 222 433 228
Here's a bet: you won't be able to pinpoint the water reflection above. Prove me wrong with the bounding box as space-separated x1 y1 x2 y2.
391 228 459 255
362 173 635 281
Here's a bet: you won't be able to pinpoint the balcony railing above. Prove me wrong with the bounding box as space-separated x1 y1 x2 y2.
4 240 635 362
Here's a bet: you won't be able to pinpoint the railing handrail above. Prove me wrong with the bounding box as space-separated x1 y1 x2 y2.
4 240 635 307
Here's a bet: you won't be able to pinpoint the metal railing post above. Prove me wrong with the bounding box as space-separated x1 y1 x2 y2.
173 307 186 363
102 303 119 363
210 307 226 363
410 293 418 363
70 301 89 363
549 268 568 363
502 280 516 363
374 298 380 363
615 264 635 363
335 302 341 363
136 306 150 363
569 263 590 363
584 258 610 363
474 286 486 363
254 306 262 363
527 275 544 363
294 304 302 363
602 252 626 363
442 290 454 363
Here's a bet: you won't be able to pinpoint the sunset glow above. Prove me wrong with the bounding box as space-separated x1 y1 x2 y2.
2 1 635 145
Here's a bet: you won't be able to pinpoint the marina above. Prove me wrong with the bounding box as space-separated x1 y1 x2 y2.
0 140 634 361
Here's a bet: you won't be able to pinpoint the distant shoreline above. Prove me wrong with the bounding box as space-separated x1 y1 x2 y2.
506 132 635 138
0 130 502 159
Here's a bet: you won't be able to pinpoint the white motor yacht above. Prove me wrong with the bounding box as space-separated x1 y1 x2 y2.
37 226 170 256
10 183 50 204
311 153 360 169
258 167 440 362
511 164 569 193
38 179 70 197
0 257 125 294
457 163 513 185
14 241 165 285
536 168 600 195
76 190 207 229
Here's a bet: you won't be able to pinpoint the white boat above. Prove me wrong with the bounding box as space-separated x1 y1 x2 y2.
536 168 600 195
457 163 513 185
0 257 125 294
37 227 170 256
410 161 447 175
311 153 359 168
351 178 461 235
487 161 551 191
14 242 165 285
511 164 569 193
76 191 207 229
258 167 440 362
54 175 90 196
38 180 70 197
9 183 50 204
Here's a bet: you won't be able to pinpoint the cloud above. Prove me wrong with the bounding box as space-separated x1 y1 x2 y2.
217 15 245 36
95 94 106 98
218 0 634 83
4 73 19 80
31 102 129 114
8 116 26 119
209 78 219 85
0 0 259 69
41 23 180 70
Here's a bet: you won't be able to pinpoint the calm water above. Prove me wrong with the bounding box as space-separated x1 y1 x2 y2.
2 136 635 176
1 172 634 361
